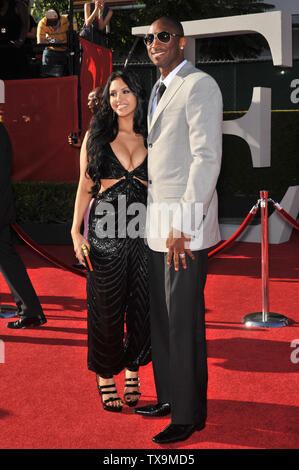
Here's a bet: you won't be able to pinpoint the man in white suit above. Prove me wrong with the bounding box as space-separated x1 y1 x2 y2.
134 17 223 444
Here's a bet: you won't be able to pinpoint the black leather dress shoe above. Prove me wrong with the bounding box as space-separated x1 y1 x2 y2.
134 402 171 417
152 422 205 444
7 315 47 329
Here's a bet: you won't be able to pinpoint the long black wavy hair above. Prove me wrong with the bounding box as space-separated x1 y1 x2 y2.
86 69 148 192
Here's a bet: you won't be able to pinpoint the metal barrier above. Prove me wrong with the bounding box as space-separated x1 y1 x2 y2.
242 191 290 328
2 190 297 327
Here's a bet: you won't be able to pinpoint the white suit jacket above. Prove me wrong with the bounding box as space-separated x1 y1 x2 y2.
146 60 223 252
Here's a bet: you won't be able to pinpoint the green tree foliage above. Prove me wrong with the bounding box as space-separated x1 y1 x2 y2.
31 0 82 25
32 1 274 60
111 0 275 60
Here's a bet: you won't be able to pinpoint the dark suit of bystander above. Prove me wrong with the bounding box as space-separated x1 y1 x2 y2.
0 122 46 329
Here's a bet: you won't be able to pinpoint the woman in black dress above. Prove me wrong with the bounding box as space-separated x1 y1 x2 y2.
71 70 150 412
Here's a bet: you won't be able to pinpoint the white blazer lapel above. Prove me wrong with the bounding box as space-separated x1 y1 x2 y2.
148 74 185 133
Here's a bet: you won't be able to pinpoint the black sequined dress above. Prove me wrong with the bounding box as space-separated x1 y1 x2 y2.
87 143 151 377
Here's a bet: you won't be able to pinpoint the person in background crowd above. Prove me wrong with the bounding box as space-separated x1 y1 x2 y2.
87 86 103 114
71 70 151 413
69 87 104 149
69 86 104 269
20 0 37 76
0 0 29 79
0 119 46 329
83 0 112 47
26 10 37 43
37 8 77 76
23 0 37 47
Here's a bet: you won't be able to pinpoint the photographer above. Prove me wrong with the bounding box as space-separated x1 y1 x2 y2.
37 8 77 76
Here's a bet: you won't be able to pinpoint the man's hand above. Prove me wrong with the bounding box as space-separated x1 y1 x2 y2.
166 228 195 271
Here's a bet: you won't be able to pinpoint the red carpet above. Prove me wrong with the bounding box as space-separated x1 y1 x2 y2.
0 231 298 450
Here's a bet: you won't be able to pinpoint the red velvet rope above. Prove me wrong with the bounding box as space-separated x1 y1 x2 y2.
12 208 259 272
11 197 297 274
11 222 86 278
271 202 299 231
208 203 260 259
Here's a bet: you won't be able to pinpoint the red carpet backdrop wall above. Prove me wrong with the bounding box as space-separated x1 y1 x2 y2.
1 41 112 183
3 76 79 182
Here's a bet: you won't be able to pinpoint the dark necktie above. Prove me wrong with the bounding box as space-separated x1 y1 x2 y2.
156 82 166 105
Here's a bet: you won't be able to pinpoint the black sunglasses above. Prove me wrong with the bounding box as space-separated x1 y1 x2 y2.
143 31 183 46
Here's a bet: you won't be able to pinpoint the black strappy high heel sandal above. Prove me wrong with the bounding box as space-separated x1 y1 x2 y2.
124 376 141 407
97 376 123 413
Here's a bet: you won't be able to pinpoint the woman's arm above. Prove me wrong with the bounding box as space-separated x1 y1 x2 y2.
84 2 99 27
71 131 94 264
98 7 113 31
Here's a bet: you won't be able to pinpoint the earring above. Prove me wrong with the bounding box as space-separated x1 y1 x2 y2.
180 47 184 50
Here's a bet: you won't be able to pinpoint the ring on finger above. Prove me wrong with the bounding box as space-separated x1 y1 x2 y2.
179 253 186 258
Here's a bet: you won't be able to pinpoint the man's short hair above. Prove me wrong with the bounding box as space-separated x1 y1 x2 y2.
156 16 184 36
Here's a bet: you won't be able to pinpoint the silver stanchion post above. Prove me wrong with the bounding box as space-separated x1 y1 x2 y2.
242 190 289 328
